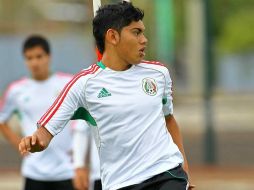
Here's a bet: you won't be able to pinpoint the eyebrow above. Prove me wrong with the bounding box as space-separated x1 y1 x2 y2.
131 28 145 32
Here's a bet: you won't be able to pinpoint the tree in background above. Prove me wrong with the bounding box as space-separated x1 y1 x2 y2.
211 0 254 53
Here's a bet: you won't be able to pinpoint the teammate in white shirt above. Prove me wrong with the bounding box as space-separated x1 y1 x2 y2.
0 35 77 190
73 122 101 190
19 2 195 190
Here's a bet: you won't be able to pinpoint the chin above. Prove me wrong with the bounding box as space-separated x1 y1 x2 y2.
131 62 140 65
132 58 143 64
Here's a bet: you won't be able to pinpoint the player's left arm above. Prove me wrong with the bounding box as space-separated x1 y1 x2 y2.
162 66 195 189
165 114 189 174
165 115 195 189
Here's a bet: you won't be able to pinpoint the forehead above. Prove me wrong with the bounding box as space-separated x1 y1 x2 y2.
24 46 47 55
124 20 145 30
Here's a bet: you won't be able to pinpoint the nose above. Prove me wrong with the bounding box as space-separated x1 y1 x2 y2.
141 34 148 45
27 58 40 69
30 59 39 67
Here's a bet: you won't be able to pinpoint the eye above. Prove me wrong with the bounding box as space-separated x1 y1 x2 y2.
133 30 141 36
37 54 43 59
26 56 32 61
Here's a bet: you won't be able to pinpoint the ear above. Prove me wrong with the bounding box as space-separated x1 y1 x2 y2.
105 29 120 46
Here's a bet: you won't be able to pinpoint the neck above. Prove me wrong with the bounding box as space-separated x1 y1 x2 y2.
32 72 50 81
101 50 131 71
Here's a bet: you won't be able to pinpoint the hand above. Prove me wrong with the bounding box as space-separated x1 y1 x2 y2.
73 168 89 190
181 165 195 190
19 127 53 155
186 174 195 190
188 184 196 189
184 170 195 190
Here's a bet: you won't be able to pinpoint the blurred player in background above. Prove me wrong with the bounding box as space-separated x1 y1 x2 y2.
0 35 78 190
73 122 101 190
73 45 102 190
19 2 195 190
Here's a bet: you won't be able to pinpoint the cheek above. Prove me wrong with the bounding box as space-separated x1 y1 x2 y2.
38 57 49 68
120 40 137 55
119 45 134 60
26 59 38 68
26 63 34 71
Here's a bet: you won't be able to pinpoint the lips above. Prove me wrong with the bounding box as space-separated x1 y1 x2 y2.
139 47 146 57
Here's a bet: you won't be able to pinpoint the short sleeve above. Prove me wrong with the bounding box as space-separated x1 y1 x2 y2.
0 87 17 123
162 69 173 116
37 76 87 136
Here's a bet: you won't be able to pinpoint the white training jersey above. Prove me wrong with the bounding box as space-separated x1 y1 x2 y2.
37 61 184 190
0 73 75 181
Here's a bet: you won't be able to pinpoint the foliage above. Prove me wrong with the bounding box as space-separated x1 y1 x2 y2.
211 0 254 53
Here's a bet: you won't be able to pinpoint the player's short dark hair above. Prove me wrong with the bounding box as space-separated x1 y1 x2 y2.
23 35 50 55
93 1 144 53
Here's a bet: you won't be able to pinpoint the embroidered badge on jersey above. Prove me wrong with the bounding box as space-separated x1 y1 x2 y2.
142 78 158 96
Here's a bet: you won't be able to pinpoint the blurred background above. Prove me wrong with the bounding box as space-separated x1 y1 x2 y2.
0 0 253 189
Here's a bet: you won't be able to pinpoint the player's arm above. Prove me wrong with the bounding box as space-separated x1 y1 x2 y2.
165 115 189 173
162 67 195 189
0 86 22 152
19 126 53 155
19 71 88 155
72 121 90 190
0 123 21 151
165 115 195 189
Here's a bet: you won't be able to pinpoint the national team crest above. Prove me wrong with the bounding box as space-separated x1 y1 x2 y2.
142 78 158 96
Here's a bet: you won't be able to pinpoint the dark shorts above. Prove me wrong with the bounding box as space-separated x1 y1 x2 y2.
24 177 74 190
94 179 102 190
118 165 188 190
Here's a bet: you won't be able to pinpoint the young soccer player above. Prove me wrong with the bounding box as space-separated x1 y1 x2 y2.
0 35 77 190
19 2 195 190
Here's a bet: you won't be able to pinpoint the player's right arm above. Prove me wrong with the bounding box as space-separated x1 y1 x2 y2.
19 65 97 155
72 121 90 190
0 123 21 151
0 86 22 152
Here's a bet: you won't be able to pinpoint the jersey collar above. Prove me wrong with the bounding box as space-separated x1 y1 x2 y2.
97 61 106 69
